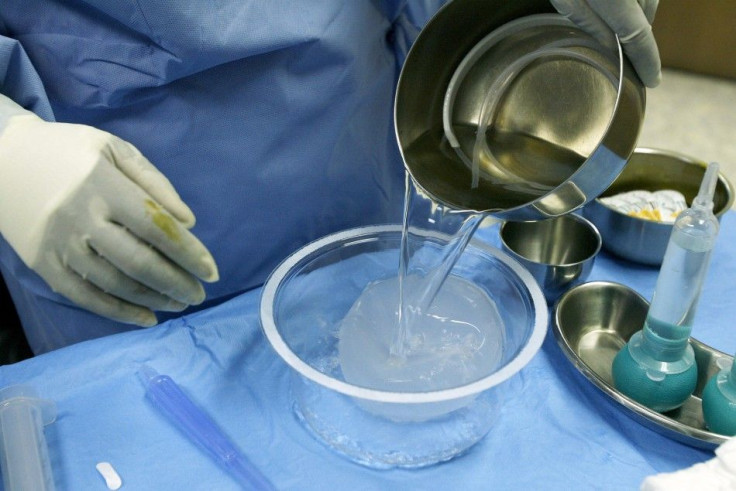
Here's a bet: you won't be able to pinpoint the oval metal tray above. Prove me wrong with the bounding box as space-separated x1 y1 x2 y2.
553 281 731 450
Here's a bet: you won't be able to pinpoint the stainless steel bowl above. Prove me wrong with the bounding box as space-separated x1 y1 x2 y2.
553 281 732 449
395 0 646 218
500 214 601 303
583 148 735 265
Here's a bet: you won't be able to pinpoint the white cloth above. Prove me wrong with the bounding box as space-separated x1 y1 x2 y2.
641 437 736 490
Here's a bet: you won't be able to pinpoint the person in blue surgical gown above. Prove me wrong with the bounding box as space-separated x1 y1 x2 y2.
0 0 661 354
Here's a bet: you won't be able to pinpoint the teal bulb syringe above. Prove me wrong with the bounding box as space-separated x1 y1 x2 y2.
612 162 721 412
702 355 736 436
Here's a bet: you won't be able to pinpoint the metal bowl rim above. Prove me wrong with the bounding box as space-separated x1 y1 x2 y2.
395 5 644 217
499 214 602 268
590 147 736 224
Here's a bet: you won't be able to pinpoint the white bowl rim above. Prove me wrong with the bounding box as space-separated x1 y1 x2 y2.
259 224 548 404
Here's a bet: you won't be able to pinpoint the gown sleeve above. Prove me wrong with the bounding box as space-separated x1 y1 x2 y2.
0 33 55 129
380 0 449 66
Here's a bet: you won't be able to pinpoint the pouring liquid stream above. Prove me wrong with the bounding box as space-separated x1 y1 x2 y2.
338 172 503 395
340 124 579 395
388 120 585 360
390 174 485 359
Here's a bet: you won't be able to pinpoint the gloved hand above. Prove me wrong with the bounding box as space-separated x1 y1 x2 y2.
0 96 219 326
550 0 662 88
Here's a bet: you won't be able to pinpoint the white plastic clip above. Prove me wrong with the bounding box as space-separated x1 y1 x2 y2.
95 462 122 490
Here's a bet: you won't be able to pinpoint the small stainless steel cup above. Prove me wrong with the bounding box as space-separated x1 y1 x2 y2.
500 214 601 302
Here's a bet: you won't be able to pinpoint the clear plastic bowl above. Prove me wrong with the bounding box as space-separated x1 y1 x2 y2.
259 225 547 468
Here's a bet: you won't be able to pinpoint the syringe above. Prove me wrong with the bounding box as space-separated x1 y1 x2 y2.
0 385 57 491
613 162 721 412
138 365 274 491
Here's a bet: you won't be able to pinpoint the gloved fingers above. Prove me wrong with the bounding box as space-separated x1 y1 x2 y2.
638 0 659 25
124 198 217 283
64 242 190 313
48 267 158 327
615 28 661 89
585 0 661 87
106 138 197 229
549 0 617 50
89 223 208 306
550 0 661 87
97 160 219 283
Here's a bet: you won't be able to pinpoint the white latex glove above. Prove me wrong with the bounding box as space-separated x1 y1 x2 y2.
550 0 662 88
640 437 736 490
0 96 219 326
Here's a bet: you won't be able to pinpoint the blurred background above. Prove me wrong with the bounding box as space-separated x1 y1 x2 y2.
640 0 736 208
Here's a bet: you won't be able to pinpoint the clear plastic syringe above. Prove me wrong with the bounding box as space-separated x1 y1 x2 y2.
613 162 721 412
0 385 57 491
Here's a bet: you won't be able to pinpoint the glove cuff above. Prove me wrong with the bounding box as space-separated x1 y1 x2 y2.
0 93 41 134
0 111 97 266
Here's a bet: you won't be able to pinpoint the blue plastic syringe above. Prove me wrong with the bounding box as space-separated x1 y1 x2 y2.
138 365 274 491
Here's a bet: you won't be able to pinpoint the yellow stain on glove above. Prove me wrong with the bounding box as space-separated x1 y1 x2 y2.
145 199 181 241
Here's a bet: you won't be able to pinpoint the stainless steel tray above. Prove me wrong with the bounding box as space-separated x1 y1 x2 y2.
553 280 731 449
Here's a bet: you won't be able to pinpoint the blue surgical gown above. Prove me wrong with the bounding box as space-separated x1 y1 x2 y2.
0 1 446 353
